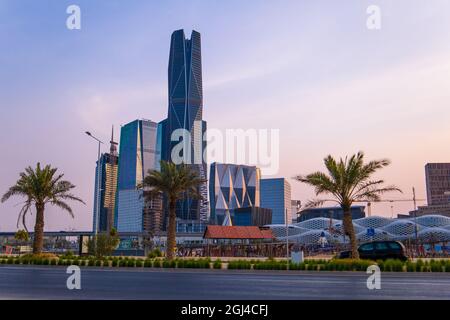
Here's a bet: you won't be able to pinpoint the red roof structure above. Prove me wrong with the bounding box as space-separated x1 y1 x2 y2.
203 226 274 240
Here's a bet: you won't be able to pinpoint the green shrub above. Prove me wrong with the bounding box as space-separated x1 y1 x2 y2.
393 260 404 272
445 260 450 272
213 259 222 269
147 248 163 259
59 251 74 260
228 260 251 270
196 259 211 269
144 259 152 268
95 260 102 267
176 259 184 268
111 259 118 267
127 259 135 267
289 262 299 270
153 260 161 268
416 259 427 272
406 261 416 272
119 259 127 267
135 260 143 267
430 261 443 272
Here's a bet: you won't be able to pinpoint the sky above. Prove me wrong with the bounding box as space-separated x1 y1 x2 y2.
1 0 450 231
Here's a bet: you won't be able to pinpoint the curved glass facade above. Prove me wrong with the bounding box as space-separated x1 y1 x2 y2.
267 214 450 244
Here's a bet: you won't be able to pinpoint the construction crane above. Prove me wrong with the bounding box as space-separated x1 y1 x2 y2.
360 187 426 217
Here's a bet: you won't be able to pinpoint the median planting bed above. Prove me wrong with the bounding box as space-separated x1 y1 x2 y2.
0 255 214 269
1 255 450 272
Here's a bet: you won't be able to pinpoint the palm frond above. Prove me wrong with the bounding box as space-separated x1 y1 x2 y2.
51 200 74 218
302 198 340 209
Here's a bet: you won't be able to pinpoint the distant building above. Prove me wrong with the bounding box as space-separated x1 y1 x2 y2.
175 219 208 233
291 200 302 223
115 119 162 233
93 128 118 233
400 163 450 219
209 163 261 225
260 178 291 224
297 206 366 222
233 207 272 227
400 204 450 219
425 163 450 205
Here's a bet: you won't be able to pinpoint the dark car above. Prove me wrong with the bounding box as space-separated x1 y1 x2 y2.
338 241 408 261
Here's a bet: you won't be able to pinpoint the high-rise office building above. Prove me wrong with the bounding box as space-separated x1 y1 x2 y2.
93 129 118 232
115 119 162 232
260 178 292 224
425 163 450 205
160 29 208 223
401 163 450 219
209 163 261 225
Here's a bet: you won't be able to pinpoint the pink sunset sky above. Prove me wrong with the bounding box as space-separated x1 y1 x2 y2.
1 0 450 231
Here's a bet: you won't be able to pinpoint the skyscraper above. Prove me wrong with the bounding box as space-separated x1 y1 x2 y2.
160 29 208 223
260 178 292 224
425 163 450 205
209 163 261 225
93 128 118 233
115 119 162 232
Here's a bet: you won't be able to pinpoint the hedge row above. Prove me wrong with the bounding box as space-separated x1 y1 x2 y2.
0 257 217 269
2 256 450 272
228 258 450 272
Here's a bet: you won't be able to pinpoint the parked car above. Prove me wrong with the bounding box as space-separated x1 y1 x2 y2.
338 241 408 261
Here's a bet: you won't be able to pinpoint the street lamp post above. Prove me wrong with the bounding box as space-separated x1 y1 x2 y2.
85 131 104 238
285 208 289 270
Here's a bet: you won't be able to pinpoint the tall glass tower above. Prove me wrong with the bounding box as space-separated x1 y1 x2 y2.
115 119 162 232
92 128 118 233
161 29 208 223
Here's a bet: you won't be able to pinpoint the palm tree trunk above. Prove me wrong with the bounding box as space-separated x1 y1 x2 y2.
33 204 45 254
166 199 177 260
342 207 359 259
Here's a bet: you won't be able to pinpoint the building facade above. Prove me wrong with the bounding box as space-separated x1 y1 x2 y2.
425 163 450 206
93 129 118 233
233 207 272 227
291 200 302 223
296 206 366 222
115 119 162 232
268 215 450 245
160 29 208 223
402 204 450 219
260 178 291 224
209 163 261 225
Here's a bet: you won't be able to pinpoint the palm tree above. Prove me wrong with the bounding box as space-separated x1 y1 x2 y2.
140 161 205 260
294 151 401 259
1 163 85 254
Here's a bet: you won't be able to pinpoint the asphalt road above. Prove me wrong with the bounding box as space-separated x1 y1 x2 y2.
1 266 449 300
